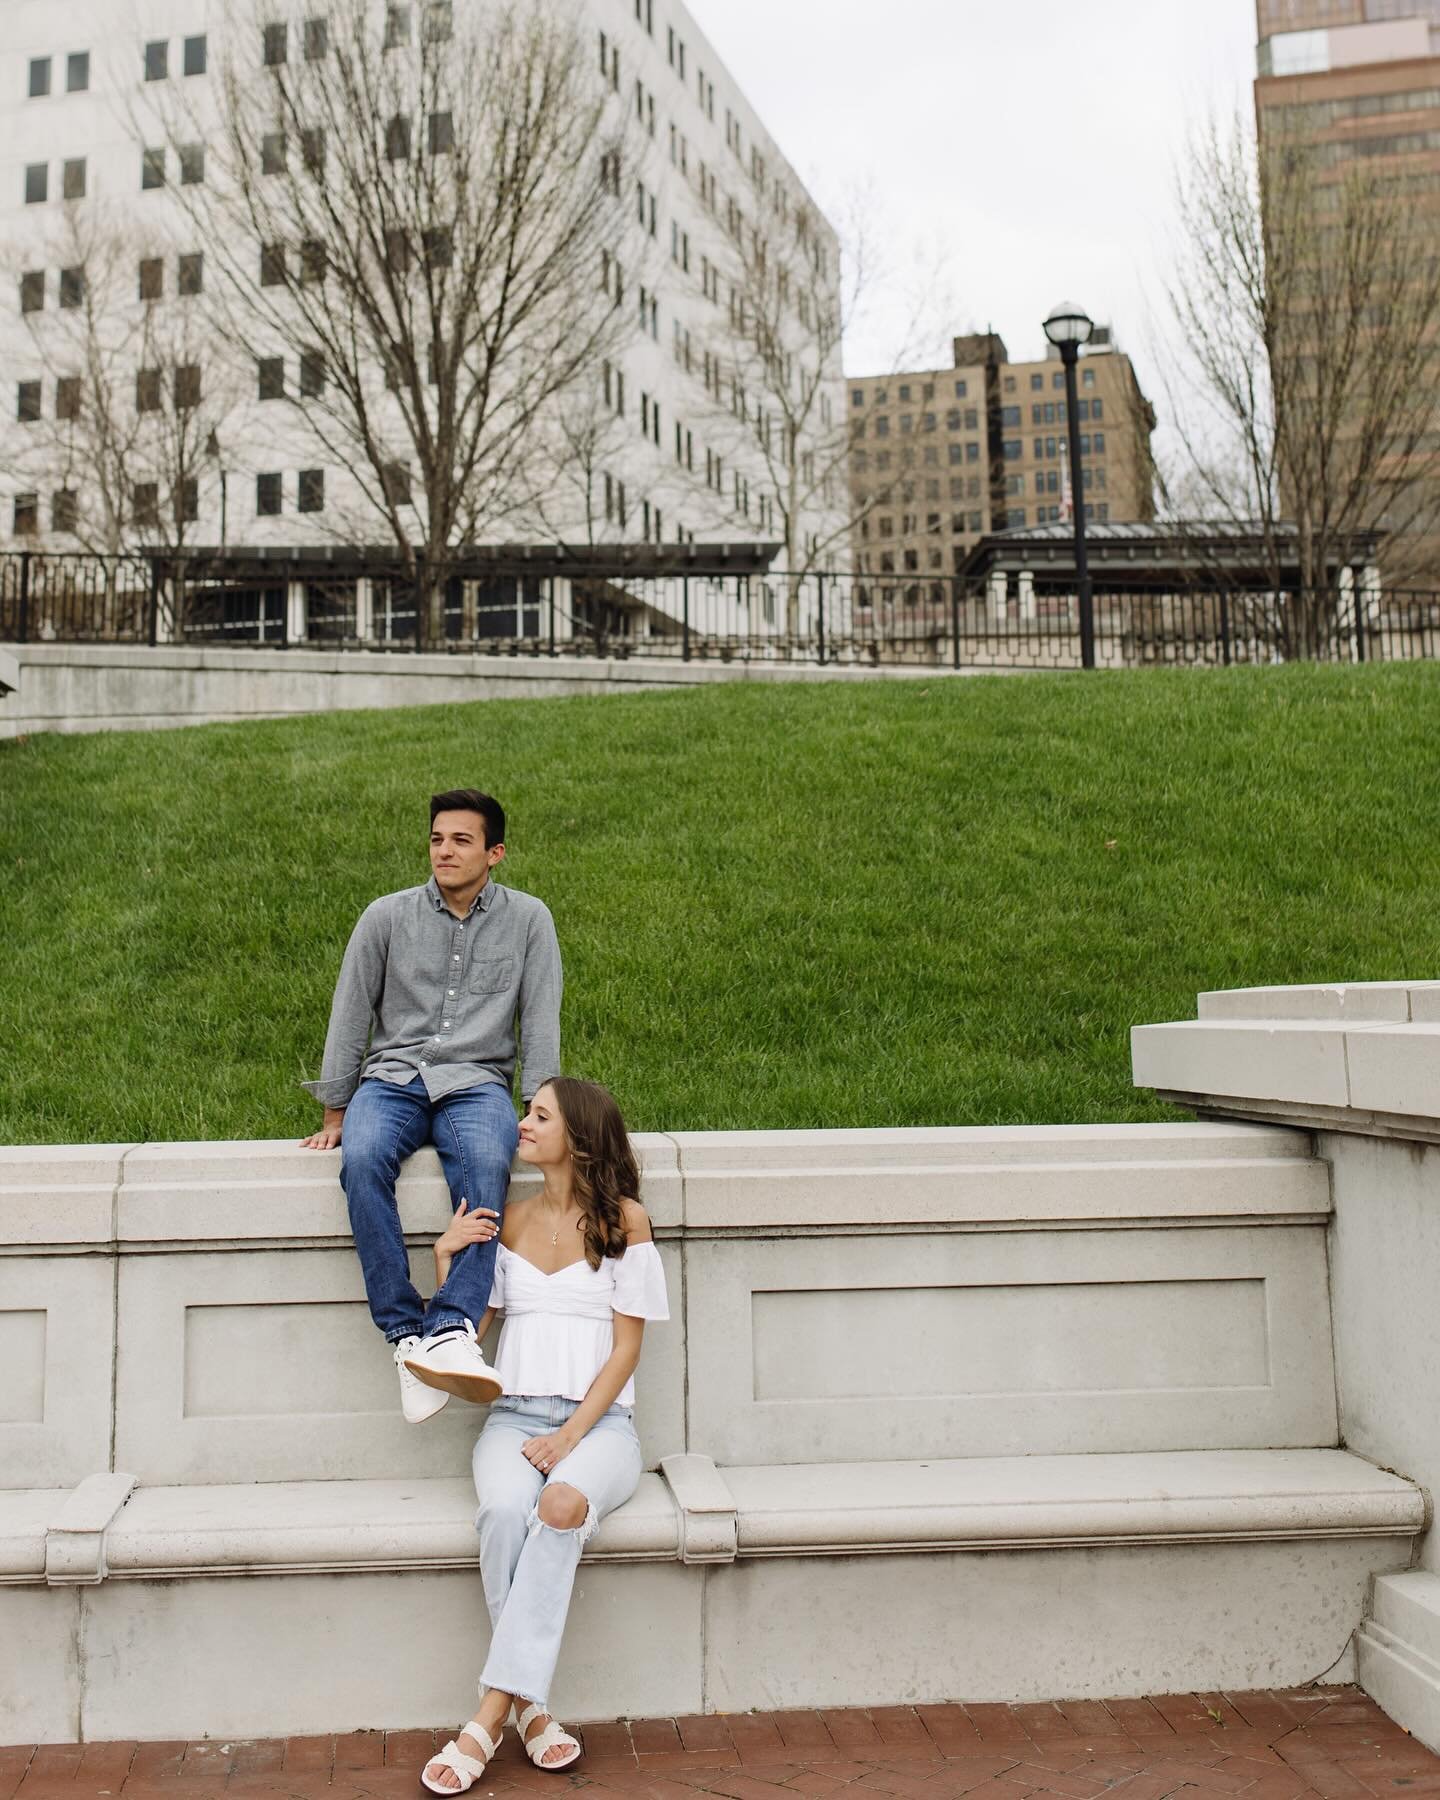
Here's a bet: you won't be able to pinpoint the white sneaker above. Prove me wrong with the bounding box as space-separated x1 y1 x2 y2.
395 1335 450 1424
404 1322 505 1405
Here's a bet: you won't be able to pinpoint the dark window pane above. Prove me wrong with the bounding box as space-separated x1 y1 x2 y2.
14 494 38 535
260 243 286 286
386 114 411 160
175 364 201 410
133 482 159 526
59 266 84 308
302 128 325 173
67 53 90 91
29 57 52 97
423 1 453 40
258 357 285 399
383 462 411 505
177 477 198 522
300 351 325 397
63 158 86 199
305 16 329 59
385 5 412 47
384 229 410 275
136 369 162 412
139 257 164 300
262 133 286 174
20 271 44 314
263 22 288 64
18 381 42 423
144 40 168 81
142 148 164 189
423 226 452 268
56 377 80 420
179 143 204 184
300 238 327 283
178 252 203 295
53 490 78 534
428 111 453 153
256 472 282 515
298 468 324 512
184 34 207 75
25 163 48 204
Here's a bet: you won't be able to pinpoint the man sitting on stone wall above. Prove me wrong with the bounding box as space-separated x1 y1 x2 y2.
300 787 562 1423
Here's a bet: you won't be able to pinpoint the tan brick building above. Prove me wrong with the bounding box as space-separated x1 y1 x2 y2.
847 332 1155 586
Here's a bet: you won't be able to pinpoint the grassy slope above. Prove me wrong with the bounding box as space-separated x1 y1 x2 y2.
2 664 1437 1144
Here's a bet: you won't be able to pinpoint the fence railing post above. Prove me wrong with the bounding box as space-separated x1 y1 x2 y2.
952 582 961 670
816 572 826 666
548 578 556 658
1353 582 1366 664
1219 589 1232 667
682 575 690 663
18 549 31 644
147 557 161 646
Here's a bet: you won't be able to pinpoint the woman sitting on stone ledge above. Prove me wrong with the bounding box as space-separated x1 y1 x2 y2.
411 1076 669 1792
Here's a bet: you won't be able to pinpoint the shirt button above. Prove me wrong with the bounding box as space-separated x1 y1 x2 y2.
443 1021 451 1028
448 989 455 996
420 1061 429 1068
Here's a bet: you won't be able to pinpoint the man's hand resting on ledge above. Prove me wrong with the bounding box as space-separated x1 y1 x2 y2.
301 1106 346 1151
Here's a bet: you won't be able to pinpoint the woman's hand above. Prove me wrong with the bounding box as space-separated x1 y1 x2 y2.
523 1428 579 1475
436 1198 500 1258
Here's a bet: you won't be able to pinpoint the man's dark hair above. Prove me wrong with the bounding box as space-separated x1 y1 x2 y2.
430 789 505 847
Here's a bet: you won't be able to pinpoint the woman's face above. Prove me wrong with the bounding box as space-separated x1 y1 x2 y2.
517 1085 570 1168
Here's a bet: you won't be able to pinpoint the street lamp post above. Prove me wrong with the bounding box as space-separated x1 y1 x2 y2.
1043 302 1096 670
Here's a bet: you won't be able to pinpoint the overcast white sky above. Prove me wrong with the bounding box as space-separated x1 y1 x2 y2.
687 0 1258 397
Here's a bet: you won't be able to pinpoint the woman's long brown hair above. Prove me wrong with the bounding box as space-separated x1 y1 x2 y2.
543 1077 639 1268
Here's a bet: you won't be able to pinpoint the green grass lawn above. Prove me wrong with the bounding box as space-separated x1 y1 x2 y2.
3 664 1437 1145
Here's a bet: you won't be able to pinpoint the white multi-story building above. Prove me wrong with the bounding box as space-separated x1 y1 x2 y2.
0 0 845 628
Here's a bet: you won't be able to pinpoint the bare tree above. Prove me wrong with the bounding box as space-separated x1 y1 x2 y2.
1160 111 1440 649
6 204 234 559
154 0 635 645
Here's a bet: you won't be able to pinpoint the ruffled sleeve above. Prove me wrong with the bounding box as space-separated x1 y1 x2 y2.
611 1241 670 1320
487 1248 507 1313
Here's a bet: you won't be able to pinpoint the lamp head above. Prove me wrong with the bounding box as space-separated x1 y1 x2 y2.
1043 302 1095 348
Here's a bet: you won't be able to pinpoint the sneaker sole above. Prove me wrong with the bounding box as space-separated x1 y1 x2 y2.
404 1358 503 1405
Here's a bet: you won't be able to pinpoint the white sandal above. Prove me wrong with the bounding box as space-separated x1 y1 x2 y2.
514 1701 582 1771
420 1720 502 1795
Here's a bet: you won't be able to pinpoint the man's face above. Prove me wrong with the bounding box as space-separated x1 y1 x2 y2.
429 810 504 891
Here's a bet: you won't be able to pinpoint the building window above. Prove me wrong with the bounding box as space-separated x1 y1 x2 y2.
1092 398 1104 420
136 368 162 412
386 115 411 160
385 5 411 47
179 144 205 185
144 40 168 81
1053 372 1065 389
298 468 325 512
56 377 80 420
382 462 411 505
133 483 159 528
142 148 165 190
300 350 325 397
422 226 452 268
62 157 87 199
138 257 164 300
175 364 201 410
14 493 39 535
59 266 84 308
1001 406 1020 427
29 57 52 97
177 477 199 523
67 53 90 92
18 381 42 423
184 34 208 75
301 128 326 174
260 244 287 286
256 472 282 516
20 271 44 314
300 239 327 284
428 111 453 154
263 133 286 174
1082 367 1096 388
53 490 78 534
1031 373 1043 390
263 22 288 64
24 164 48 205
304 16 329 60
1002 440 1021 461
258 357 285 399
178 252 204 295
423 1 453 40
1006 508 1026 528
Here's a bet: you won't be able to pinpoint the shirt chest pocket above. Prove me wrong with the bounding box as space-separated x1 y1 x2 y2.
469 954 514 995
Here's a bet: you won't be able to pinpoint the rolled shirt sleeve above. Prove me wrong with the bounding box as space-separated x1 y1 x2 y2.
301 902 390 1108
517 901 563 1102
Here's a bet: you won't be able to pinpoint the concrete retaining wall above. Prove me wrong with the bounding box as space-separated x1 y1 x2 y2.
0 642 955 737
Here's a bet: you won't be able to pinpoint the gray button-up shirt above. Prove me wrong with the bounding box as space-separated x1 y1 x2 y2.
302 877 562 1109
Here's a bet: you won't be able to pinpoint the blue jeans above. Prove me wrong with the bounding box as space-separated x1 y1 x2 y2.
340 1075 519 1343
473 1396 643 1707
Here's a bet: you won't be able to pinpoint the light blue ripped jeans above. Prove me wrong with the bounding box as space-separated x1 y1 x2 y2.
472 1395 643 1708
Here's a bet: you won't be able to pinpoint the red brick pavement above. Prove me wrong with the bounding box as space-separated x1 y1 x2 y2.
2 1689 1434 1800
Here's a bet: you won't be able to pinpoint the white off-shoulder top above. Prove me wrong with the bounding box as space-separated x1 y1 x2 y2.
486 1240 669 1405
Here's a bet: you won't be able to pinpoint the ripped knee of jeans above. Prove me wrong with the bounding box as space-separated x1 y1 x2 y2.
531 1482 596 1542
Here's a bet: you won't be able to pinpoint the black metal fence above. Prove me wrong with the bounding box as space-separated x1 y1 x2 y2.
3 549 1438 671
